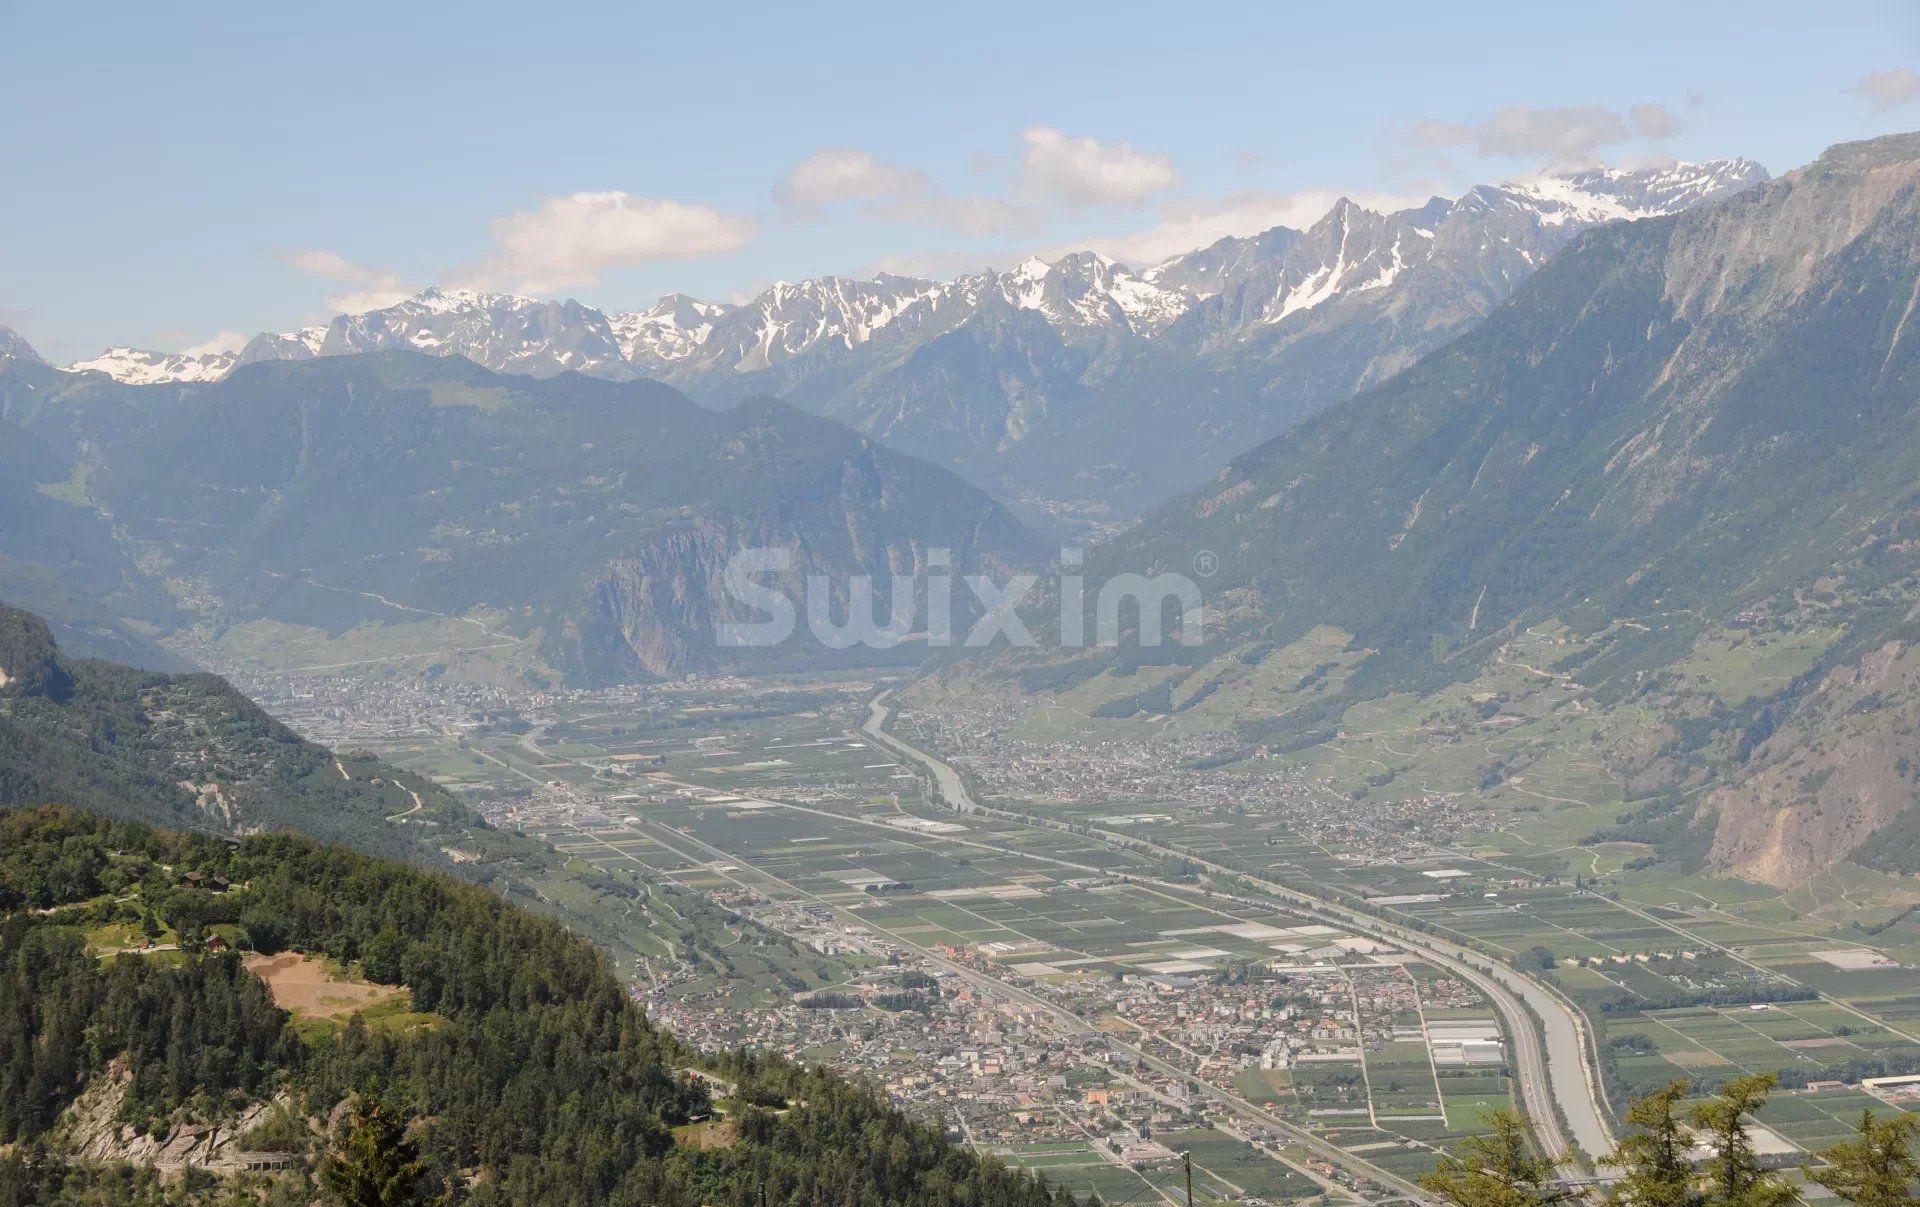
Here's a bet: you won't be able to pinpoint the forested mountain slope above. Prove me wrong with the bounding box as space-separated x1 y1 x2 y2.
0 807 1082 1206
0 410 184 670
0 603 470 859
0 601 816 981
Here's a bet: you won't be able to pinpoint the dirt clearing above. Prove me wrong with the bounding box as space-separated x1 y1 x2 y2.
244 952 406 1018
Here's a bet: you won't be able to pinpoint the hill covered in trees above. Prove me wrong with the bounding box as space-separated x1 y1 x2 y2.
0 603 479 861
0 598 854 991
0 806 1083 1206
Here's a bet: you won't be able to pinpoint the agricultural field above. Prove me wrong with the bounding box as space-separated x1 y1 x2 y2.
270 652 1920 1192
356 678 1518 1192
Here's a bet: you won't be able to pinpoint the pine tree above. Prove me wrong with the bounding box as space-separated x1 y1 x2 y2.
1606 1079 1699 1207
1420 1109 1581 1207
1688 1074 1794 1207
319 1092 431 1207
1811 1110 1920 1207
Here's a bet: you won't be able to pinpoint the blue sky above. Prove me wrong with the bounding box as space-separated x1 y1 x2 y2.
4 0 1919 360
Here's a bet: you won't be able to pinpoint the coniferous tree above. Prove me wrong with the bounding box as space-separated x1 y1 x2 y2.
320 1092 432 1207
1812 1110 1920 1207
1420 1110 1580 1207
1688 1074 1794 1207
1607 1080 1700 1207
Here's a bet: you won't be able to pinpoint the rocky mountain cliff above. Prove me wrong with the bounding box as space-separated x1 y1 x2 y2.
0 352 1048 683
0 326 42 364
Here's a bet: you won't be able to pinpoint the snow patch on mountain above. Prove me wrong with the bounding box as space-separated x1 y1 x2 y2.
1494 158 1771 227
607 294 731 364
54 159 1770 387
68 346 237 384
1163 159 1769 335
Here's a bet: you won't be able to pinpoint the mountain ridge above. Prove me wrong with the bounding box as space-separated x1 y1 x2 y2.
0 326 42 364
66 160 1767 527
932 131 1920 889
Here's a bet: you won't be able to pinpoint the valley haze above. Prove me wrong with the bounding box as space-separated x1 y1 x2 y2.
7 7 1920 1206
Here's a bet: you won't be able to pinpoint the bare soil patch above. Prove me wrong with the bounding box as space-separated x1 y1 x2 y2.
244 952 406 1018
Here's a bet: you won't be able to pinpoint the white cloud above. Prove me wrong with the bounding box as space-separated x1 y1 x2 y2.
1017 127 1180 207
883 193 1043 237
1628 103 1683 139
778 147 1042 236
182 331 248 356
1072 187 1430 268
284 249 364 280
479 191 755 294
1852 68 1920 111
1473 105 1632 162
329 288 419 315
1406 119 1473 148
1408 102 1683 169
281 248 417 314
777 149 926 209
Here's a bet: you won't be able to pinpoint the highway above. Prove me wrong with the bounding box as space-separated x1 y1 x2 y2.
861 692 1617 1167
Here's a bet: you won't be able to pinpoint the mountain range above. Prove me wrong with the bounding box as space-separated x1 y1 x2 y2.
938 131 1920 889
18 159 1767 531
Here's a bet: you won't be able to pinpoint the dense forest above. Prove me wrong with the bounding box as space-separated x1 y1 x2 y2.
0 807 1083 1206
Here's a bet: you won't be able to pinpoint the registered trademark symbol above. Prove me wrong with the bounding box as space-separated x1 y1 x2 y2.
1192 550 1219 578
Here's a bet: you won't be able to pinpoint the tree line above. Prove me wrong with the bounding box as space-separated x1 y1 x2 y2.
1423 1073 1920 1207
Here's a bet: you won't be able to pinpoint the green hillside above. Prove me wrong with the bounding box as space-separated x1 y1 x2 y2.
0 806 1082 1206
0 600 853 993
0 352 1047 683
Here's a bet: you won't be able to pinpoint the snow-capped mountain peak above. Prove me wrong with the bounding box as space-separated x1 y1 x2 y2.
67 345 237 384
607 294 732 364
404 285 542 314
0 326 44 365
56 158 1769 388
237 288 634 379
697 274 946 373
1160 157 1770 337
968 251 1193 337
1012 255 1054 280
1474 158 1772 228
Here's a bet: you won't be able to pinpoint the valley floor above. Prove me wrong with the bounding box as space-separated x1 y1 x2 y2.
213 652 1920 1201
